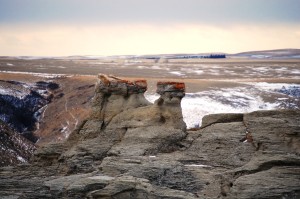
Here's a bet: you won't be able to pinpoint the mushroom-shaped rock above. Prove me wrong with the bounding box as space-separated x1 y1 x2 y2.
75 76 187 157
92 79 187 156
91 74 150 127
156 81 185 98
106 81 187 131
96 74 147 95
155 81 185 108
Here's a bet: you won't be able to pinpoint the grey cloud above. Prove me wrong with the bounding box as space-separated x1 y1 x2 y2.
0 0 299 25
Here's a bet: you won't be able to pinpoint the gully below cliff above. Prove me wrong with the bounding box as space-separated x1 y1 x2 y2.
0 79 59 142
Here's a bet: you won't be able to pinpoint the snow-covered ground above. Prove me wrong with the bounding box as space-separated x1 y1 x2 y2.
146 82 300 128
0 70 71 78
1 57 299 130
0 80 56 139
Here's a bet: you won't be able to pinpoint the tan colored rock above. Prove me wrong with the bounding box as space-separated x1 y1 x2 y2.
91 74 150 126
201 113 244 128
1 74 300 199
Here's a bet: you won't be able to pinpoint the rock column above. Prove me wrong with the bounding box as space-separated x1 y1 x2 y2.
91 74 150 127
155 81 186 131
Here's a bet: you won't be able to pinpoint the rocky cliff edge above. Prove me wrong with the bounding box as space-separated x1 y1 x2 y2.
0 74 299 199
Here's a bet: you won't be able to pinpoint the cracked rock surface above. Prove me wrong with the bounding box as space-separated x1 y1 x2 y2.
0 74 299 199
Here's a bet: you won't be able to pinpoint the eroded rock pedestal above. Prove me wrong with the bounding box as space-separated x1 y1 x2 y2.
0 74 299 199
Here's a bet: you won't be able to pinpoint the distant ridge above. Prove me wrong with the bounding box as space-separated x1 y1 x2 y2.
1 49 299 60
232 48 300 59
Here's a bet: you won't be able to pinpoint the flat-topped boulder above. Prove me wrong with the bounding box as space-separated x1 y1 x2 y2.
156 81 185 98
201 113 244 128
96 74 147 95
91 74 151 126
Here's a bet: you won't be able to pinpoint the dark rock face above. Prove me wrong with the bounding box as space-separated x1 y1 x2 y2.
276 85 300 97
0 74 299 199
0 80 59 142
0 119 36 167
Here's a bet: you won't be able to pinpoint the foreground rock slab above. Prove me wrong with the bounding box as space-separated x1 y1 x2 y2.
0 74 299 199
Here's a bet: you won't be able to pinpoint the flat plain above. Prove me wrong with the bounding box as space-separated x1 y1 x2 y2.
0 57 299 143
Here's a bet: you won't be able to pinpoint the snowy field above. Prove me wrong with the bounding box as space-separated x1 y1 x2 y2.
1 57 300 79
2 78 298 129
146 82 300 128
1 57 300 130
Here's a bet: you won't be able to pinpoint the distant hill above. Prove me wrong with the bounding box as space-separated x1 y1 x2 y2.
2 49 300 60
231 49 300 59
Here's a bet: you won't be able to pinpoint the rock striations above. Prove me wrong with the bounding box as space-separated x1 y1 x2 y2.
0 119 36 167
0 74 300 199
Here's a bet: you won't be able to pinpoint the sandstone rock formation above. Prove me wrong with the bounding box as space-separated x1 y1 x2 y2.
0 74 299 199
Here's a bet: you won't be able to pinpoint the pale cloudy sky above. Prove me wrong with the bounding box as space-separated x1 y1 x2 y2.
0 0 299 56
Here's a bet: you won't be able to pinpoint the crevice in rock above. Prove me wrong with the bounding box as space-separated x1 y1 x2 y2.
217 160 300 198
99 94 109 129
147 166 203 193
200 113 244 129
234 160 300 178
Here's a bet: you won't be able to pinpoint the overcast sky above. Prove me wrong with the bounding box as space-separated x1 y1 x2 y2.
0 0 299 56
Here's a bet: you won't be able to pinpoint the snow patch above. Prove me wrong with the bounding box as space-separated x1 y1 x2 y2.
184 164 212 168
145 82 298 128
151 65 162 70
57 66 66 69
17 156 26 163
290 70 300 74
169 71 184 76
0 70 71 78
137 65 147 69
247 82 299 91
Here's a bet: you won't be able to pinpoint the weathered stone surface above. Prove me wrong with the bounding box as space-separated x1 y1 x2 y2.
34 74 187 172
157 81 185 98
201 113 244 128
230 166 300 199
91 74 151 126
0 74 299 199
88 175 196 199
107 127 186 156
185 122 255 168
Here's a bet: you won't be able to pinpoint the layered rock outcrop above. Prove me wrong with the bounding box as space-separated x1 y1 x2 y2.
0 80 59 143
0 74 299 199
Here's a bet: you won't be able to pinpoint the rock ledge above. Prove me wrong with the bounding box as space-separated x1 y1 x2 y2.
0 74 299 199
